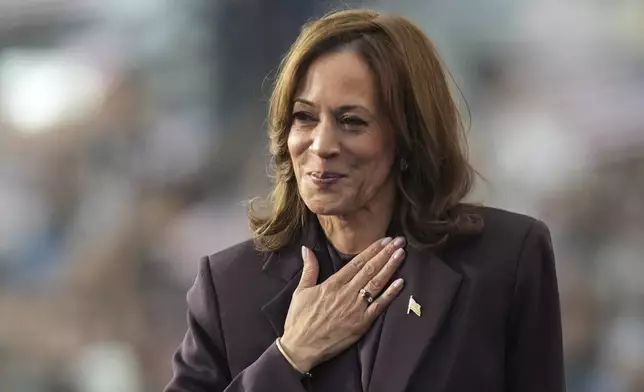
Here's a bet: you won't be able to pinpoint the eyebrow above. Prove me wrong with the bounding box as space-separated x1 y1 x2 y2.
294 98 371 115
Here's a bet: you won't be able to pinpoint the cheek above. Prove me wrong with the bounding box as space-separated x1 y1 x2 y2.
367 153 394 185
287 131 300 160
287 130 306 173
354 138 395 173
357 140 395 188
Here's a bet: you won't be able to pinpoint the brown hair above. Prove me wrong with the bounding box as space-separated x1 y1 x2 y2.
249 9 482 252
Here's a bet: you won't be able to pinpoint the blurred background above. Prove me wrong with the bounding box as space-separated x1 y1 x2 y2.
0 0 642 391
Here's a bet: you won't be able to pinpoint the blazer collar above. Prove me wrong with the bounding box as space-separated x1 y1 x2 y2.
260 217 463 392
260 215 318 281
260 216 322 336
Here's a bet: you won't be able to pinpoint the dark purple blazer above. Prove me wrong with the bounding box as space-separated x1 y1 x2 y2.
164 206 565 392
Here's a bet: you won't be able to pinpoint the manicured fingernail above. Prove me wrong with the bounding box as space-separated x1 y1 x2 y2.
393 237 406 247
393 278 404 288
301 246 308 261
392 248 405 260
381 237 393 246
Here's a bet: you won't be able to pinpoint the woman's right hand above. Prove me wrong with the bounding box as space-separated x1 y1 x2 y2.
279 236 407 373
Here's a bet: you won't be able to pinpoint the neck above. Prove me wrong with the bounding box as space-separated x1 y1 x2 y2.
317 184 395 255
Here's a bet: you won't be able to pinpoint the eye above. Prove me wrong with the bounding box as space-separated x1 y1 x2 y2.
292 111 317 124
340 116 368 129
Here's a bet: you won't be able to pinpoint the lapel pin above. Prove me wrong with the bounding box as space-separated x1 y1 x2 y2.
407 295 422 317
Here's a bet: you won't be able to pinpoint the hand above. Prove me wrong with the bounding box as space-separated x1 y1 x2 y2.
279 237 406 373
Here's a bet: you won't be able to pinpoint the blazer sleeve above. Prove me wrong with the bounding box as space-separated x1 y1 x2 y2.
164 256 309 392
505 220 566 392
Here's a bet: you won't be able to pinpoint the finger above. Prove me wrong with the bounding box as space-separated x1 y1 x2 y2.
361 247 406 297
332 237 393 284
364 278 405 320
349 237 406 289
297 246 319 290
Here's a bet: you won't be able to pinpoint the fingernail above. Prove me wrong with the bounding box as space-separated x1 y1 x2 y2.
393 278 404 288
301 246 308 261
381 237 393 246
392 248 405 260
393 237 406 247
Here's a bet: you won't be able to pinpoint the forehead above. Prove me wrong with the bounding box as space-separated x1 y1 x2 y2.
296 50 377 109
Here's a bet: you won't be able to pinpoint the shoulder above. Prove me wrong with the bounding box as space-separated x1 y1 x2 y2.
476 205 544 236
475 207 548 239
203 239 268 282
445 205 552 269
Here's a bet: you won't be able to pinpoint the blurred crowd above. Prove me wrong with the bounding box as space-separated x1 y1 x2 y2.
0 1 642 391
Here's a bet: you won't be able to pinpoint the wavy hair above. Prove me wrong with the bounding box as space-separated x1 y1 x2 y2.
249 9 482 252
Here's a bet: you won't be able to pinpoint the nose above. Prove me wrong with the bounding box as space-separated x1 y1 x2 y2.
309 117 340 159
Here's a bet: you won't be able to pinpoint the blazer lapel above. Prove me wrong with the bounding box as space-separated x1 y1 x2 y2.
261 268 302 337
260 217 323 337
370 245 463 392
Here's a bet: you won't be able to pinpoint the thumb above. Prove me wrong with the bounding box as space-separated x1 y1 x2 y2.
297 246 319 290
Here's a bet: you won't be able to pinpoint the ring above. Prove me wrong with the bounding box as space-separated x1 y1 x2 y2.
359 288 374 304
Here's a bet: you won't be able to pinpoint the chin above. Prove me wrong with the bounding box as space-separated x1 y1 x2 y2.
303 195 352 216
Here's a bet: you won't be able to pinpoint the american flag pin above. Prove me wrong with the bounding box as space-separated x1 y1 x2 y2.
407 295 422 317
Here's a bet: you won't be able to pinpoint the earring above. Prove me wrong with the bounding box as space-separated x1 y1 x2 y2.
400 158 409 172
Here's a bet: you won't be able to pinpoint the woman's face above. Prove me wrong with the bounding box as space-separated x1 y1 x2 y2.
288 50 396 216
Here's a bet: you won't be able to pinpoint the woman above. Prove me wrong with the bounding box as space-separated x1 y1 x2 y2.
165 9 564 392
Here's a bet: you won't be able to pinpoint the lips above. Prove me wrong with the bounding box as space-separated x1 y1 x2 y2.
308 171 345 186
310 171 345 180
